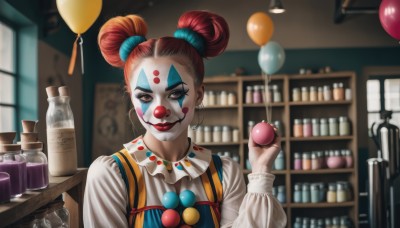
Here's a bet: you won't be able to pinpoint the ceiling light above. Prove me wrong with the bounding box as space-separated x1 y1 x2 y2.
269 0 285 14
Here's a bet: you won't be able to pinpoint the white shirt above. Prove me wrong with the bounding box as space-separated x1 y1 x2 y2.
83 138 287 227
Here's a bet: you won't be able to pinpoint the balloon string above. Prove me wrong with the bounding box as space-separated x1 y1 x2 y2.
68 35 80 76
79 37 84 75
262 72 272 123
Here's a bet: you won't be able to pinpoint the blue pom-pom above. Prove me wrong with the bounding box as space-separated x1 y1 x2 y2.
162 191 179 209
174 28 205 55
179 189 196 207
119 36 146 62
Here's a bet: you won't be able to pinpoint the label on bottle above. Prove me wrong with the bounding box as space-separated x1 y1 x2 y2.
47 128 77 176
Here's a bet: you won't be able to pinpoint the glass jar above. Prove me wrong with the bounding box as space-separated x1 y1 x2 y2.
208 91 216 106
309 86 317 101
323 85 332 101
203 126 212 143
336 182 347 202
253 85 262 104
293 217 302 228
328 117 338 136
302 152 311 170
345 88 352 101
312 118 320 137
311 152 320 170
22 142 49 190
320 118 329 136
267 85 274 103
195 126 204 143
292 88 301 102
232 128 239 142
327 183 337 203
301 87 309 102
260 85 266 103
46 203 64 227
222 126 232 142
227 92 236 105
310 218 317 228
301 183 310 203
339 116 350 136
274 150 285 170
293 119 303 137
302 217 310 228
317 151 325 169
293 183 302 203
318 182 326 202
0 144 27 197
31 208 51 228
303 118 312 137
0 172 11 203
274 120 284 137
327 150 344 169
294 152 302 170
47 197 70 227
344 149 353 168
310 183 320 203
46 86 77 176
317 218 325 228
325 218 332 228
202 91 209 107
247 121 255 139
212 126 222 143
333 82 344 101
245 86 253 104
317 87 324 101
272 85 282 102
339 216 349 228
332 217 340 228
219 91 228 106
277 185 286 203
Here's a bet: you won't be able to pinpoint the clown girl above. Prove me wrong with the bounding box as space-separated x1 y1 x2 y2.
83 11 287 227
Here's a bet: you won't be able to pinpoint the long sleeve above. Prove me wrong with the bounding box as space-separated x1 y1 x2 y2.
83 156 128 228
220 157 287 228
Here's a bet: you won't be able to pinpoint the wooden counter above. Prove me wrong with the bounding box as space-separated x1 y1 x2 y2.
0 168 87 228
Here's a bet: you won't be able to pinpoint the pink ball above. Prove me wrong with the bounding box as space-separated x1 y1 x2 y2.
251 121 275 146
161 209 180 228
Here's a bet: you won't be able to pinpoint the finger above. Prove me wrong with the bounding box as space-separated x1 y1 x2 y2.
248 132 256 148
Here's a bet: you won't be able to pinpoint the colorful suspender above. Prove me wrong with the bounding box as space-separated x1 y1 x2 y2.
112 150 223 227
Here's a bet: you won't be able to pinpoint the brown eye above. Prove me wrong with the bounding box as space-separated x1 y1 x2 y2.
169 89 188 100
136 94 153 103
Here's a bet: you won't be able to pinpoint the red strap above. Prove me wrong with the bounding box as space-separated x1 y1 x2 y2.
130 205 165 215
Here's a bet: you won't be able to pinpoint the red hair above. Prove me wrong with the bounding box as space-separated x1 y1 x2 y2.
98 11 229 87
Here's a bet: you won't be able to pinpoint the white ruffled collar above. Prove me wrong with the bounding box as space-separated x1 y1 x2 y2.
123 136 212 184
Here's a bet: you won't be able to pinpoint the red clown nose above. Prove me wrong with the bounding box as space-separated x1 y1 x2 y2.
154 106 168 119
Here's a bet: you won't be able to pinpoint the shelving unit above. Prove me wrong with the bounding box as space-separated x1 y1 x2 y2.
200 71 358 227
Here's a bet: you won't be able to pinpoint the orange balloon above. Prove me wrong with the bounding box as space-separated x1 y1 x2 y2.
247 12 274 46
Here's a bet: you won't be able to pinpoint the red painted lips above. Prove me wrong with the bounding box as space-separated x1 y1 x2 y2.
152 122 176 131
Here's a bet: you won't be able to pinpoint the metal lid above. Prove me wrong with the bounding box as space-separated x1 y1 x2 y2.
292 87 300 92
310 86 317 91
302 183 310 190
311 152 318 159
213 126 222 131
329 117 337 123
246 86 253 90
310 183 319 190
203 126 211 132
222 126 231 131
328 183 337 191
311 118 319 124
320 118 328 124
302 152 311 159
301 86 308 91
303 118 311 124
334 150 341 156
253 85 259 90
294 152 301 159
294 119 303 124
272 85 279 90
277 185 285 192
294 183 302 190
339 116 348 122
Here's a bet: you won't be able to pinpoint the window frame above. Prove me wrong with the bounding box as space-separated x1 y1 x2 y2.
367 75 400 119
0 18 19 131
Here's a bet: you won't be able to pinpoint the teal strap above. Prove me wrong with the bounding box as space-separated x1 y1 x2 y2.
212 154 223 182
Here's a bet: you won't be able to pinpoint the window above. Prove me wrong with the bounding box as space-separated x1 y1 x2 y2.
367 76 400 130
0 21 17 132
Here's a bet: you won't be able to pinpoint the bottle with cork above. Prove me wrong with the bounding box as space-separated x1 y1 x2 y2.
46 86 77 176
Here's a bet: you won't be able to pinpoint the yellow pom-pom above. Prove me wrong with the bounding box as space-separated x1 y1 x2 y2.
182 207 200 225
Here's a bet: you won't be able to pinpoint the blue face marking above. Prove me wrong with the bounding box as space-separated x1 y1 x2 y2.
137 68 151 114
167 65 185 108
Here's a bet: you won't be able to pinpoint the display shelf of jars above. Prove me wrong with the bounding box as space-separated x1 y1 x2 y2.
289 136 353 141
243 169 287 175
243 102 285 107
289 202 355 208
201 105 239 109
289 100 352 106
0 168 87 227
290 169 354 174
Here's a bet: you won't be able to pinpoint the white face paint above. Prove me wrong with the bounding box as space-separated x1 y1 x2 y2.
130 57 197 141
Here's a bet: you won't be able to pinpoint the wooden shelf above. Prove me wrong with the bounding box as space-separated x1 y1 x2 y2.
289 136 353 141
243 169 287 175
243 103 285 107
202 105 238 109
289 100 351 106
0 168 88 227
290 168 354 174
289 71 354 80
196 142 240 146
289 201 355 208
243 138 286 143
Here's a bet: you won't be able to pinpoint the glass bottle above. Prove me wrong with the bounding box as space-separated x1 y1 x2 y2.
311 152 320 170
212 126 222 143
0 144 27 197
327 183 337 203
232 128 239 142
318 182 326 202
46 203 64 227
302 217 310 228
310 218 317 228
301 183 310 203
46 86 77 176
336 182 347 202
309 86 317 101
293 217 302 228
303 118 312 137
292 88 301 102
260 85 266 103
339 216 349 228
273 120 284 137
203 126 212 143
320 118 329 136
328 117 338 136
202 91 209 107
208 91 216 106
22 142 49 190
310 183 320 203
227 92 236 105
31 208 51 228
323 85 332 101
293 183 302 203
332 217 340 228
219 91 227 106
317 87 324 101
325 218 332 228
47 198 70 227
294 152 302 170
277 185 286 203
253 85 262 103
245 86 253 104
327 150 344 169
222 126 232 142
0 172 11 203
293 119 303 137
344 149 353 168
247 121 255 139
312 118 320 137
302 152 311 170
339 116 350 136
345 88 352 101
274 150 285 170
317 218 325 228
195 126 203 143
333 83 344 101
272 85 282 102
301 86 309 102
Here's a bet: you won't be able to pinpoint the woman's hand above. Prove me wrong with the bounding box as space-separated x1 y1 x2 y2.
248 125 281 173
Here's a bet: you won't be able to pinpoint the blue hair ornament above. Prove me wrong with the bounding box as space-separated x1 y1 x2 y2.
173 28 205 56
119 36 147 62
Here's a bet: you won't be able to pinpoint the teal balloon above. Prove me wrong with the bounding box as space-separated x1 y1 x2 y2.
258 41 285 75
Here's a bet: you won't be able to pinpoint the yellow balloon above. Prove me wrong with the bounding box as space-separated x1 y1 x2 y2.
182 208 200 225
247 12 274 46
56 0 102 35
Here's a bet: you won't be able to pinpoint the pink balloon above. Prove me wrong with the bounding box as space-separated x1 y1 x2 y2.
379 0 400 40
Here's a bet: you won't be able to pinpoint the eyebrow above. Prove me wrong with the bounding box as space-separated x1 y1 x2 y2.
166 82 187 91
134 86 153 93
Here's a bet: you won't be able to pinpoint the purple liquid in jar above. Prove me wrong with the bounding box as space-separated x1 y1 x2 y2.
0 161 27 197
0 172 11 203
27 163 49 190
